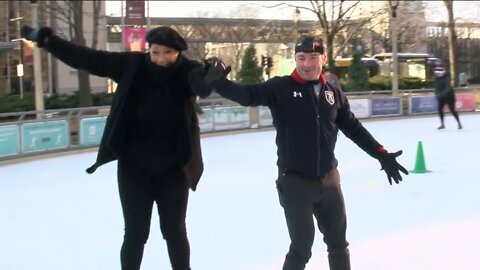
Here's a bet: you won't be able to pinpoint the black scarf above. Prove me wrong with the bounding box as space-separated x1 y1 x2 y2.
145 53 186 84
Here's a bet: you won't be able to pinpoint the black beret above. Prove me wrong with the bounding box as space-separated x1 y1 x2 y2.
295 35 324 54
146 26 187 51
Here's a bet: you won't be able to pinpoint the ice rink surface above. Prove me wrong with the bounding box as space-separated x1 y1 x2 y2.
1 114 479 270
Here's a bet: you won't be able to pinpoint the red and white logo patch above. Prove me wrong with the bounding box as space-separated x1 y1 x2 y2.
325 90 335 105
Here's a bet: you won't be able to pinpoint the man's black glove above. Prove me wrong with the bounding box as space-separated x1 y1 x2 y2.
204 57 231 88
377 150 409 185
21 25 53 48
189 65 213 98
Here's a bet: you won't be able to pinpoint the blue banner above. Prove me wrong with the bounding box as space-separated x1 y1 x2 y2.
409 95 438 114
371 97 402 116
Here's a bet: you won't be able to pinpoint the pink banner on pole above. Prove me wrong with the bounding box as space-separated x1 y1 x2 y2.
123 27 146 51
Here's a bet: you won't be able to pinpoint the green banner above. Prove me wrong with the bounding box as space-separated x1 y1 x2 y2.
259 106 273 127
21 120 69 153
199 108 214 133
213 106 250 131
0 125 20 157
80 117 107 146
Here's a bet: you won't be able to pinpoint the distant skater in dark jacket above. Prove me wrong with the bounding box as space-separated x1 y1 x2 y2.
22 25 210 270
434 65 462 130
199 35 408 270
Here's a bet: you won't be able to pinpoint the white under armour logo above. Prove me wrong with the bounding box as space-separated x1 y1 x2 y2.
293 91 302 97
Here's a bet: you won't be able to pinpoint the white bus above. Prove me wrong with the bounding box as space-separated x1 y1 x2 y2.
373 53 441 80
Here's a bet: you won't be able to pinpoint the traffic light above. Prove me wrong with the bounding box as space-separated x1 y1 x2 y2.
261 55 273 68
266 56 273 68
261 55 268 67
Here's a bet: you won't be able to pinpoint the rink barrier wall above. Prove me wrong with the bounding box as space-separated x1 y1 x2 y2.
0 87 478 161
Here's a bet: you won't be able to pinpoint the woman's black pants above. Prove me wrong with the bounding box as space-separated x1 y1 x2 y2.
438 95 460 124
117 160 190 270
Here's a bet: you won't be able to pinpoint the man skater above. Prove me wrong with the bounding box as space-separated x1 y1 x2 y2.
198 35 409 270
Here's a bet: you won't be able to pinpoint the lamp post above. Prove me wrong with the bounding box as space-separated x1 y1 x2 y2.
293 7 300 32
292 7 307 35
390 0 399 96
31 0 45 118
10 16 24 99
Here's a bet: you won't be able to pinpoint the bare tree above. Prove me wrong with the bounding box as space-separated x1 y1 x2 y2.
337 2 391 56
181 10 222 61
443 0 458 86
284 1 375 74
182 5 265 80
46 0 102 107
396 2 428 53
364 1 427 55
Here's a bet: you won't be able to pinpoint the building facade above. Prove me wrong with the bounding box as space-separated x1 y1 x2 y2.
0 1 107 96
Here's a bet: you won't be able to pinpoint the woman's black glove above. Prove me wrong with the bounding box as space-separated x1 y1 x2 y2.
377 150 409 185
204 57 231 88
21 25 53 48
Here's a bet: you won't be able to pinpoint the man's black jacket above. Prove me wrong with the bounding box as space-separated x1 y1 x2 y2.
213 70 384 179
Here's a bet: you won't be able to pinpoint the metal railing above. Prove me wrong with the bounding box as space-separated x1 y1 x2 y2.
1 87 478 162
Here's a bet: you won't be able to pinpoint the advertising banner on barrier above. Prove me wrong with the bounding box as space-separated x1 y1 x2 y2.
0 125 20 157
410 92 475 114
21 120 69 153
409 95 437 114
349 98 370 118
80 117 107 146
259 106 273 127
371 97 402 117
453 92 476 111
213 106 250 131
199 108 214 133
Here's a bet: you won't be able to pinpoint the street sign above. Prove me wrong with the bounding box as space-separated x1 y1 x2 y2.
17 64 24 77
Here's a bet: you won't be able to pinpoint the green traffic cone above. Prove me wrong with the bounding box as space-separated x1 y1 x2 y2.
410 141 431 173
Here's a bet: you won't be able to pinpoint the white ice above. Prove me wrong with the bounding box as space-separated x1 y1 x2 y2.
1 114 479 270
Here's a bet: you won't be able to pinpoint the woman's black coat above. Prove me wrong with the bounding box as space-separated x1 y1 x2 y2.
43 35 205 191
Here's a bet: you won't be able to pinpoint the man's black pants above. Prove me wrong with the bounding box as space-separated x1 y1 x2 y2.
117 160 190 270
276 168 350 270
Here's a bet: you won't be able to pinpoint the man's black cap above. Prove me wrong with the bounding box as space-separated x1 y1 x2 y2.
295 35 324 54
146 26 187 51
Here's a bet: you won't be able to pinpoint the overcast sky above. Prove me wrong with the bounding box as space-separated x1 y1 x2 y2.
105 1 480 23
